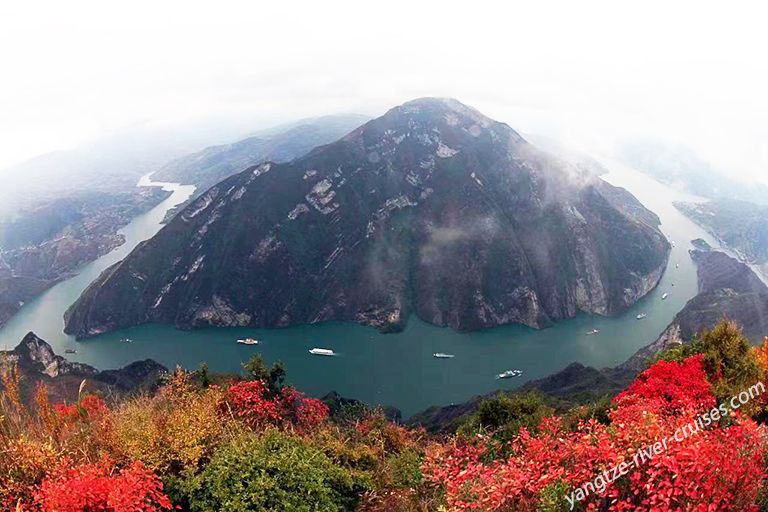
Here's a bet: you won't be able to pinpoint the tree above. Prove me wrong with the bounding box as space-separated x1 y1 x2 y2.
458 392 553 443
194 362 211 388
242 355 286 394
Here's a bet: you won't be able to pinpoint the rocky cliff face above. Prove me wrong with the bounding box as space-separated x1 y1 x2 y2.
410 249 768 432
0 332 166 404
64 98 669 339
621 250 768 372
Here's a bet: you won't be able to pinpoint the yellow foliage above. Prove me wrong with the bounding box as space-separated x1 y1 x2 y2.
109 382 237 474
0 435 59 505
752 337 768 374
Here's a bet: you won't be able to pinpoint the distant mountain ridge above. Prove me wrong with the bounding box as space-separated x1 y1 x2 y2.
0 188 170 328
621 141 768 205
675 200 768 274
152 114 370 191
64 98 669 338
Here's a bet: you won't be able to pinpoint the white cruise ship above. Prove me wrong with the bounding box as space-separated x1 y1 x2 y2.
309 348 335 356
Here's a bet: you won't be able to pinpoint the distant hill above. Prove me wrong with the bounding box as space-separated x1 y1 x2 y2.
675 199 768 271
621 140 768 205
152 114 370 193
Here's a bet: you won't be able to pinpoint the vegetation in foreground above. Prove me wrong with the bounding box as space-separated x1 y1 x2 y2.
2 320 768 511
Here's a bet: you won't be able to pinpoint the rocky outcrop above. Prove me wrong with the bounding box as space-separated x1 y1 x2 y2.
9 332 98 378
64 98 669 339
0 332 166 404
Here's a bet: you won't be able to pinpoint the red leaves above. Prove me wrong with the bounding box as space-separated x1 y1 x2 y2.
227 380 282 426
278 386 330 431
227 380 328 430
616 354 715 415
32 458 172 511
53 395 109 424
424 355 768 511
617 419 766 511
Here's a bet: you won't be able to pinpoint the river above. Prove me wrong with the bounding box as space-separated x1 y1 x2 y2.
0 164 721 417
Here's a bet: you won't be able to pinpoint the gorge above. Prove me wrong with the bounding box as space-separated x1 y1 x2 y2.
0 101 726 417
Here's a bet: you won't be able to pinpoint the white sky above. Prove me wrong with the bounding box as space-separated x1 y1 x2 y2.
1 0 767 181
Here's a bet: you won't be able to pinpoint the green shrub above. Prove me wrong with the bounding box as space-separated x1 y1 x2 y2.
458 392 553 443
384 449 423 488
188 429 364 511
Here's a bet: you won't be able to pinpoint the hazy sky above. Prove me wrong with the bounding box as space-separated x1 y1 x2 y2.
1 0 767 181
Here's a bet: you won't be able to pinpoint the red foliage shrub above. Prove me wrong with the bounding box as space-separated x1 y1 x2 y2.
53 395 109 424
227 380 282 426
424 354 768 511
615 354 715 414
278 387 329 431
227 380 328 430
31 458 172 511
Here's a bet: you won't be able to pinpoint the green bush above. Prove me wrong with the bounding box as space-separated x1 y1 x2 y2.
188 429 363 511
384 449 423 488
458 392 553 443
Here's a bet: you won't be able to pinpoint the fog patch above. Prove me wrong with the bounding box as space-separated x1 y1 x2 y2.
420 216 500 264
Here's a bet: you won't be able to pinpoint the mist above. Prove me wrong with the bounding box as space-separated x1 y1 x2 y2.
1 0 767 187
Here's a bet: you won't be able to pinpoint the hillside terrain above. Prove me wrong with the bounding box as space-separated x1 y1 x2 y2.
153 115 368 221
0 188 169 327
412 249 768 432
675 199 768 273
64 98 669 338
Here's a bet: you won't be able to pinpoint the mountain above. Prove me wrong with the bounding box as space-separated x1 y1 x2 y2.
152 114 370 193
64 98 669 339
1 332 166 404
675 199 768 273
620 140 768 205
0 188 169 327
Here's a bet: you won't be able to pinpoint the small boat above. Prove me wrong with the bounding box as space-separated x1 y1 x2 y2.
675 263 680 269
433 353 455 359
662 293 669 300
636 313 647 320
496 369 523 379
671 240 676 247
671 282 676 287
586 329 600 335
120 338 133 343
236 338 259 345
309 348 335 356
64 348 77 354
